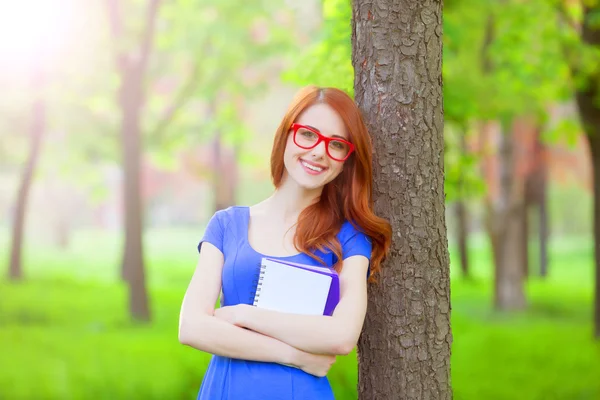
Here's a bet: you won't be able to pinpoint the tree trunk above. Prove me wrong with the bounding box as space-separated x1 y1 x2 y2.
522 179 530 280
585 133 600 339
456 129 470 278
480 122 501 272
107 0 161 321
212 130 237 212
8 72 45 281
538 174 548 278
353 1 451 399
574 3 600 338
455 200 469 279
493 124 526 310
527 129 549 278
119 64 150 321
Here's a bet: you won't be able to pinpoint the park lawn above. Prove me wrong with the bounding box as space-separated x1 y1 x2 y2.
1 229 599 399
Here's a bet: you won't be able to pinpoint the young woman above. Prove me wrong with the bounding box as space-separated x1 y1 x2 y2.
179 86 392 400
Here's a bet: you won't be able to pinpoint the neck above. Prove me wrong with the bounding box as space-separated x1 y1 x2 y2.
266 173 322 222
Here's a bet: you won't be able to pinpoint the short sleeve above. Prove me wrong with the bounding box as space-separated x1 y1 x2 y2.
198 211 225 254
341 223 373 261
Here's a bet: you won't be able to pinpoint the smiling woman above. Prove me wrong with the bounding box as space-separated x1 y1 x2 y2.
0 0 77 70
179 86 393 400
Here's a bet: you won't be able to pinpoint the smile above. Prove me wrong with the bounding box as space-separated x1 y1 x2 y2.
299 159 327 175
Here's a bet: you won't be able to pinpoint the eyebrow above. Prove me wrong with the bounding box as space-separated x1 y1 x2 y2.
305 124 348 141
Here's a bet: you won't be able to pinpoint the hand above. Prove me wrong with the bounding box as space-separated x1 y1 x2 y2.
214 304 251 327
294 350 336 378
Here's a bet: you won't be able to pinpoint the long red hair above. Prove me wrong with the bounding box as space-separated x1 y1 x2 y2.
270 86 392 282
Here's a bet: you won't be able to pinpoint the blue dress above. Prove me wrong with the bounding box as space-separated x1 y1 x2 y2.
196 206 372 400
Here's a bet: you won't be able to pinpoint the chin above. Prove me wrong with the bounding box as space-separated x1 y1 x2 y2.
287 170 328 191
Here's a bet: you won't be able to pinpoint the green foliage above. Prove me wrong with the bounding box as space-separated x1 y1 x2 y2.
283 0 354 93
145 0 296 162
557 1 600 109
444 124 485 202
445 0 570 124
542 118 581 148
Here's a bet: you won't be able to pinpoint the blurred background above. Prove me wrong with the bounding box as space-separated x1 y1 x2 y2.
1 0 599 399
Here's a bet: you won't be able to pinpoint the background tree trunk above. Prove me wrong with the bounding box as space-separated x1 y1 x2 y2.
455 129 470 279
585 132 600 339
106 0 161 321
353 1 452 399
208 101 238 212
527 129 549 278
538 173 548 278
212 132 238 212
8 72 45 281
522 176 531 280
120 62 151 321
455 200 469 279
493 124 526 310
574 3 600 338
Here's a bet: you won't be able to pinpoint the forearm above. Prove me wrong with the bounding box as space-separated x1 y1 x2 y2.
241 308 353 355
179 314 304 365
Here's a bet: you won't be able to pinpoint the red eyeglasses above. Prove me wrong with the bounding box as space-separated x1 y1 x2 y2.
290 123 355 162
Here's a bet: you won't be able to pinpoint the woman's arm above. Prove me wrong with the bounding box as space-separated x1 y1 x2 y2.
178 243 335 375
217 255 369 356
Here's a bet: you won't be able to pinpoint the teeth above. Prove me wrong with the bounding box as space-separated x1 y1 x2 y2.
301 160 323 172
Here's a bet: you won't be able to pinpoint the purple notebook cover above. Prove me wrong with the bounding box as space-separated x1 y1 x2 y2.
263 257 340 316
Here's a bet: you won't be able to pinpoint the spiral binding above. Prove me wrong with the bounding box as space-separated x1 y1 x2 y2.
250 261 267 305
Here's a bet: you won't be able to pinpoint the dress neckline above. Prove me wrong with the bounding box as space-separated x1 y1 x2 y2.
243 206 303 259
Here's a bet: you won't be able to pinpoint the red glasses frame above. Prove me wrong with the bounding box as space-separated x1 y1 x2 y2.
290 123 355 161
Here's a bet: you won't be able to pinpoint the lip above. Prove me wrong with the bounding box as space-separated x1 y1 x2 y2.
299 158 328 175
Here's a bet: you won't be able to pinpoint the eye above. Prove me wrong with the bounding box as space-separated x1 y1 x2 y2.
299 129 318 139
330 140 347 150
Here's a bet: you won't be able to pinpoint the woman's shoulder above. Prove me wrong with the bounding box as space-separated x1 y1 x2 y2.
338 219 369 240
209 206 247 226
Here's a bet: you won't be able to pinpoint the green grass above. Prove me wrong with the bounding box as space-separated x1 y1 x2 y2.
1 229 599 399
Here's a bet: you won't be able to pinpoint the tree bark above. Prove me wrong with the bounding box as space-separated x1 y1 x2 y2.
353 1 452 399
573 3 600 338
8 72 45 281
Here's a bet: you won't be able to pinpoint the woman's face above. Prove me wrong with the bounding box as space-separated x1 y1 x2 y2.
282 103 349 191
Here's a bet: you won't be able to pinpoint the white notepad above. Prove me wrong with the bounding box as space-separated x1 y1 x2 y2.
252 258 333 315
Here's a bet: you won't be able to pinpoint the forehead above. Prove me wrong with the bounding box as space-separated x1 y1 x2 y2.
295 103 347 139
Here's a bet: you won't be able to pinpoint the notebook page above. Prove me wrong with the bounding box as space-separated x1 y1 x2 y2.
255 259 332 315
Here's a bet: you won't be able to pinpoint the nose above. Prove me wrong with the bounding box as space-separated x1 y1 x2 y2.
309 140 327 159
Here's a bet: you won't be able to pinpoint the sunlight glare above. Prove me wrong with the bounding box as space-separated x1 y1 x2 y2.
0 0 76 67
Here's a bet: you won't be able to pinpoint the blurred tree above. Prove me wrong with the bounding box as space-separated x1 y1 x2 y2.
146 0 293 212
101 0 293 320
559 0 600 338
466 0 567 310
283 0 353 92
353 1 451 399
104 0 160 321
7 71 45 281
